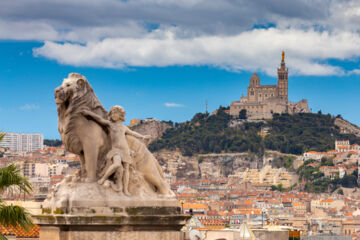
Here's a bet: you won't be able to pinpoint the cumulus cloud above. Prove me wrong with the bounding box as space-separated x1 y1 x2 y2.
1 0 360 76
0 0 332 40
34 28 360 76
164 102 184 108
19 104 40 111
348 69 360 75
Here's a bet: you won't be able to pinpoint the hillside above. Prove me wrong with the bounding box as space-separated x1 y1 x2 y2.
149 109 360 155
149 107 264 155
130 119 172 143
334 118 360 137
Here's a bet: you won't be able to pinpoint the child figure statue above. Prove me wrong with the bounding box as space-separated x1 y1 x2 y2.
81 106 150 195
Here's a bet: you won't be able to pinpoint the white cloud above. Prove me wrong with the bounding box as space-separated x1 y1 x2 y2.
0 20 59 41
164 102 184 107
0 0 351 42
348 69 360 75
34 28 360 76
1 0 360 76
19 104 39 111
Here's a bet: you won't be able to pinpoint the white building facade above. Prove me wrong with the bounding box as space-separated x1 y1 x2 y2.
0 132 44 151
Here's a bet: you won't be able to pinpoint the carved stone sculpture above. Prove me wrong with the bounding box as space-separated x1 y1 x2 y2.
46 73 175 213
55 73 109 182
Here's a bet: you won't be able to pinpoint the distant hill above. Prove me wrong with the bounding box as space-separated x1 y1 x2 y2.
44 139 62 147
149 108 360 156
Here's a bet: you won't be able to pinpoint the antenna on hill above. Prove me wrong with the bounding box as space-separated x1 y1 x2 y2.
205 99 208 114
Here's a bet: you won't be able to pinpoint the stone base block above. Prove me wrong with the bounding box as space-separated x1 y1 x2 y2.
40 228 184 240
34 208 190 240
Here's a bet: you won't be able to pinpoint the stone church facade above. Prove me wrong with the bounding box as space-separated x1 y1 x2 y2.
230 52 310 119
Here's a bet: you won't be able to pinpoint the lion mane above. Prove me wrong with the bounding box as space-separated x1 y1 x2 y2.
56 73 110 176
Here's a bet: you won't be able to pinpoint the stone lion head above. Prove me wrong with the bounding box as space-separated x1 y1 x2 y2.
54 73 91 107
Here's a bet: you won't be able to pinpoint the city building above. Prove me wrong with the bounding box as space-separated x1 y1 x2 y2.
229 52 310 119
0 132 43 151
335 140 350 152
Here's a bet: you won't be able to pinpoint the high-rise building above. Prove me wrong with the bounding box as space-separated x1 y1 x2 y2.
0 132 44 151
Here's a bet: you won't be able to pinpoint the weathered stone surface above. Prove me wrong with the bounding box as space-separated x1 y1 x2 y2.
252 228 289 240
287 99 310 114
335 118 360 137
49 73 176 212
154 151 200 179
155 151 264 179
43 181 180 215
38 73 188 240
34 214 190 240
131 119 172 143
35 214 188 228
39 229 185 240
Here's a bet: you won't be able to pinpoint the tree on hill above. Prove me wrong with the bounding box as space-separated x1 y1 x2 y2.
44 139 62 147
264 113 360 154
149 111 360 156
149 107 264 155
0 133 33 239
238 109 247 119
297 158 359 193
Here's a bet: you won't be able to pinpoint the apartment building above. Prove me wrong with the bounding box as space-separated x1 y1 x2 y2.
0 132 43 151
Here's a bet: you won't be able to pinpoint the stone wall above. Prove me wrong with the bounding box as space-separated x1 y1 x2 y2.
288 99 310 114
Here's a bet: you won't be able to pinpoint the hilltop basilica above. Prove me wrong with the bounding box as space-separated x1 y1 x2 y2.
229 52 310 119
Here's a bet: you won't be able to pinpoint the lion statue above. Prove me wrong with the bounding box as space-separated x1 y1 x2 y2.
55 73 109 182
54 73 173 196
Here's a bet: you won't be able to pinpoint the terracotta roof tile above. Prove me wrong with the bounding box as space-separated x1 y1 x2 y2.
0 224 39 238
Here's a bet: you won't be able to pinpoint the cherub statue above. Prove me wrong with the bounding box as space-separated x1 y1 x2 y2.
81 106 150 195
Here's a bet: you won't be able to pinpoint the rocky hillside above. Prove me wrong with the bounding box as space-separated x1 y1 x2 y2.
135 110 360 181
130 119 172 143
154 150 300 180
335 118 360 137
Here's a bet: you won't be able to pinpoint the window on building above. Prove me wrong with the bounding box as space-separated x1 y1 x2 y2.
250 91 254 95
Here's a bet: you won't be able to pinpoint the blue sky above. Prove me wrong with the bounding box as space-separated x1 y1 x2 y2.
0 0 360 138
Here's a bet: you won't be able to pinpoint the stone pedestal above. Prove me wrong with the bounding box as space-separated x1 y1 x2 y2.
34 206 190 240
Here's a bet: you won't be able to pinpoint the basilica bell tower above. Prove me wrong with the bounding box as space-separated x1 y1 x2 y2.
277 51 288 101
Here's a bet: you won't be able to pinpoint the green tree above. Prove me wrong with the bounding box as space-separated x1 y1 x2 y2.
271 184 284 192
43 139 62 147
239 109 247 119
340 174 358 188
0 133 33 239
320 157 334 166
